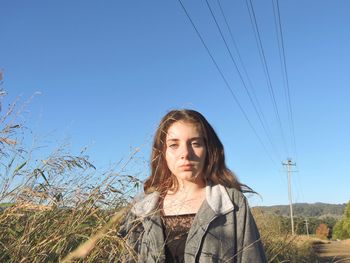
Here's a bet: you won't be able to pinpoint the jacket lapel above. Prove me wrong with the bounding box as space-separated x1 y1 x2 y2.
185 200 217 260
143 211 166 262
184 184 235 261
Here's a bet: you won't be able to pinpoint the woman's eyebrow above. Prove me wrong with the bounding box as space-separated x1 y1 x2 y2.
166 138 179 142
166 137 203 142
190 137 203 140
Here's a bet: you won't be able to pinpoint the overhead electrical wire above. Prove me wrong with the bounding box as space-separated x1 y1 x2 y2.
214 0 283 161
272 0 302 208
205 0 282 161
273 0 298 160
245 0 290 158
176 0 279 168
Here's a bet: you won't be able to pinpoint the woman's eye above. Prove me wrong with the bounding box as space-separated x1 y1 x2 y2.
168 144 178 149
192 141 201 147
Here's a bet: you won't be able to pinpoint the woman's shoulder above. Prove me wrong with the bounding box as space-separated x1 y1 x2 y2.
129 191 160 217
223 185 248 208
118 191 160 234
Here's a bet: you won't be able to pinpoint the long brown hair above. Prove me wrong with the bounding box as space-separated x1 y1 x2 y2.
144 109 243 195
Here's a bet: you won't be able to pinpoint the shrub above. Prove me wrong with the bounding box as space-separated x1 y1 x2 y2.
333 201 350 240
315 223 329 240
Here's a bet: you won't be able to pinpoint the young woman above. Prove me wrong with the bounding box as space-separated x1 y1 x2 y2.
119 109 267 263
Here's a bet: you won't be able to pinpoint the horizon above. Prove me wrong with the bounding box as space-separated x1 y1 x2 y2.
255 202 347 207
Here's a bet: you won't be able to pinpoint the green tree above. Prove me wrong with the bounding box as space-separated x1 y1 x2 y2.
333 201 350 240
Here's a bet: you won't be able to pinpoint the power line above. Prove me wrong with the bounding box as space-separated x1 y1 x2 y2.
272 1 303 226
215 0 283 161
176 0 279 168
273 0 298 160
205 0 282 162
246 0 290 157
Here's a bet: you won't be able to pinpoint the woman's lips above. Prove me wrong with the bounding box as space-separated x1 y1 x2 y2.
179 164 195 171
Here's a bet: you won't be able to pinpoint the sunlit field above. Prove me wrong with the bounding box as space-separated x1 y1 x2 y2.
1 90 348 262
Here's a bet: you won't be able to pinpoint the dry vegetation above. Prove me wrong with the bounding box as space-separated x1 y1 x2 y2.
253 208 319 262
0 151 139 262
0 86 323 262
0 87 138 262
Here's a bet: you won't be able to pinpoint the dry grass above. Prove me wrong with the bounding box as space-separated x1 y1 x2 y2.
253 208 319 262
0 88 140 262
0 166 138 262
0 88 323 262
0 155 141 262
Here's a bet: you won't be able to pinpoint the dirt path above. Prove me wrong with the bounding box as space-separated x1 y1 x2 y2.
313 239 350 263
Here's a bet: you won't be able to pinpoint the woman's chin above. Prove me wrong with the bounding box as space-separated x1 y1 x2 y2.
175 172 204 183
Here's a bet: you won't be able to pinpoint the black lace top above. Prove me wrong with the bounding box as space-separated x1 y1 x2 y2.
161 213 196 263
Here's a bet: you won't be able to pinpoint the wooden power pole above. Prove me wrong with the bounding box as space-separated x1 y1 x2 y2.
305 218 309 237
283 159 296 235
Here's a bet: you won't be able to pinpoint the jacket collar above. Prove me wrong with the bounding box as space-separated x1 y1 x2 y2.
131 183 234 217
206 183 234 215
131 191 160 217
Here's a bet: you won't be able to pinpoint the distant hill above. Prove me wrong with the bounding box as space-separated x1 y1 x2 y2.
255 202 346 219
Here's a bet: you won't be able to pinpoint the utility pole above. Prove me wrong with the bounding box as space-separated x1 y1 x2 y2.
305 218 309 237
283 159 296 235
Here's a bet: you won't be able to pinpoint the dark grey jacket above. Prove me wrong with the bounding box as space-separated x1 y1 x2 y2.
119 184 267 262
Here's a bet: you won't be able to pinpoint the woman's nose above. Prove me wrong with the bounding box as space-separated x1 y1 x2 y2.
180 145 191 159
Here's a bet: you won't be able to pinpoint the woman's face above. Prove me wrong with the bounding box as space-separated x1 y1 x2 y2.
165 121 207 183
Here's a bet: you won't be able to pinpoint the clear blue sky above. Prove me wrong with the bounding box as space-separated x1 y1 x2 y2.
1 1 349 206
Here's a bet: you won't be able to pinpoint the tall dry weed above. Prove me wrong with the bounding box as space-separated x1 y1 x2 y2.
0 87 141 262
252 208 318 262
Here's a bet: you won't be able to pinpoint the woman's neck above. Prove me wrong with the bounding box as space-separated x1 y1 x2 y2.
169 176 206 196
162 178 206 215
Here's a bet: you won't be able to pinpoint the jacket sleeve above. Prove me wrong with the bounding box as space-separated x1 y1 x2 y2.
235 193 267 263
